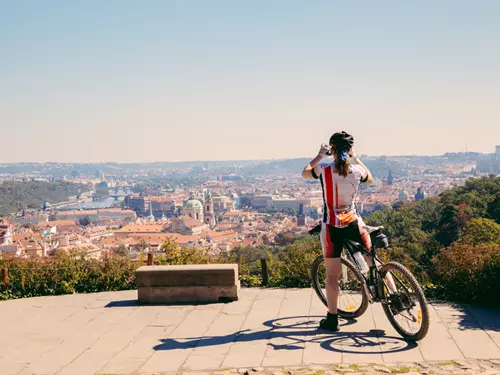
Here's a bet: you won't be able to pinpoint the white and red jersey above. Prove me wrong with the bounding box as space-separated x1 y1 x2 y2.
312 162 368 228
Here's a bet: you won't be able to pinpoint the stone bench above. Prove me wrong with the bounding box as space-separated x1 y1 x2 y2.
136 264 240 304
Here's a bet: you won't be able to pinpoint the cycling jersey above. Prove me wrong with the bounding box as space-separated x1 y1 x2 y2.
312 163 368 228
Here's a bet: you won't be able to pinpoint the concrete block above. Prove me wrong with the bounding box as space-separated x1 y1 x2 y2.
136 264 239 287
136 264 240 304
138 283 240 304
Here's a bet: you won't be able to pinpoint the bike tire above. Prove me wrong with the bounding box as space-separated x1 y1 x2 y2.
310 255 369 319
377 261 430 341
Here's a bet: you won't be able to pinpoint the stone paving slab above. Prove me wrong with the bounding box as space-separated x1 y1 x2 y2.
0 288 499 375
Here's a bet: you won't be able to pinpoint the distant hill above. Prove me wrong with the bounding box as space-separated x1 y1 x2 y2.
0 160 268 178
239 157 408 179
0 181 89 216
0 152 487 178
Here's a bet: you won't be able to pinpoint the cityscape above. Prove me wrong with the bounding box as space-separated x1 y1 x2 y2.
1 146 498 260
2 1 500 373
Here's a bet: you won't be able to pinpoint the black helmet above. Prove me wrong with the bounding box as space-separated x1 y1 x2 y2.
329 131 354 152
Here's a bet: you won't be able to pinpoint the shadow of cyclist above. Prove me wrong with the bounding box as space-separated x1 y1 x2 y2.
153 315 416 354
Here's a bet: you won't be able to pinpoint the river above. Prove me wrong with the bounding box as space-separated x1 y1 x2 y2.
59 189 126 211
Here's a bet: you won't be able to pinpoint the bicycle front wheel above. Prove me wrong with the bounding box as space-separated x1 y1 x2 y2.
311 255 368 319
377 262 430 341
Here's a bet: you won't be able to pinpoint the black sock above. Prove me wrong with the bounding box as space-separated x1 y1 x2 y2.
320 312 340 331
327 312 338 321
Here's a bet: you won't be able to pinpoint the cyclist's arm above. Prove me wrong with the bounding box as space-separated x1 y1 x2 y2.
353 157 373 183
302 155 323 180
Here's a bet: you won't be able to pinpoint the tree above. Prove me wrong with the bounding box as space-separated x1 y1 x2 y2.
413 196 441 231
487 193 500 224
222 245 269 266
135 239 149 251
436 205 467 246
441 175 500 218
79 216 91 226
433 243 500 306
262 234 272 245
391 201 405 211
461 218 500 246
269 236 321 287
116 244 130 257
157 238 209 265
274 232 295 246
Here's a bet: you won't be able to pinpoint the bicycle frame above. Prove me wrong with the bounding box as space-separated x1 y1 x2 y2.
342 240 412 305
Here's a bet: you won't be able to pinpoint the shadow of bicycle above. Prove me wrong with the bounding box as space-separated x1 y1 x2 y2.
153 315 416 355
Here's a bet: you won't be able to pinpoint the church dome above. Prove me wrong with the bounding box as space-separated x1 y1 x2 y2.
185 199 202 208
399 190 409 200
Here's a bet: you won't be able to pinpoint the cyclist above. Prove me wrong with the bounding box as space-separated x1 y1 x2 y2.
302 131 373 331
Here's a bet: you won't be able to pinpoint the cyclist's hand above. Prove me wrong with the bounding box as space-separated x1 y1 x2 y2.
318 144 330 158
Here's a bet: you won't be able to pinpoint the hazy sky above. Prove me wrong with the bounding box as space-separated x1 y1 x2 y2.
1 1 499 163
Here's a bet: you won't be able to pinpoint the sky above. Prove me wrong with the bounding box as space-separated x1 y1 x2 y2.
1 0 499 163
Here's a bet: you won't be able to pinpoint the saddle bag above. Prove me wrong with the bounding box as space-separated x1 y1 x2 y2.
371 231 389 248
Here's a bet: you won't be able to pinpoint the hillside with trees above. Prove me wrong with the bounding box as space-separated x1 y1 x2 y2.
226 175 500 306
363 175 500 305
0 181 90 216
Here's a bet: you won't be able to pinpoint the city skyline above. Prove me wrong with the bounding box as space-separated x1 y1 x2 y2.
0 145 496 165
2 1 500 163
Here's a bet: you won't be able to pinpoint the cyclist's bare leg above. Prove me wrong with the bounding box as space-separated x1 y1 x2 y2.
325 257 341 314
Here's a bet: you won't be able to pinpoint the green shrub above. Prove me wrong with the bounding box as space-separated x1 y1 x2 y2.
155 238 210 265
239 274 261 287
433 243 500 306
0 252 139 300
268 236 321 288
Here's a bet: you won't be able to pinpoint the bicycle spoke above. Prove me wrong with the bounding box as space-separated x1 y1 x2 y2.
400 310 417 323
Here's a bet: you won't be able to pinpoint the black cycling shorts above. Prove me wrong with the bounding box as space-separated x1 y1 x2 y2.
320 220 371 258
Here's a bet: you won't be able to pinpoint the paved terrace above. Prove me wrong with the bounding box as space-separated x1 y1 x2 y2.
1 288 500 375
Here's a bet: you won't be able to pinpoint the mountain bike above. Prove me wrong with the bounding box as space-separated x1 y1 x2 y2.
309 223 430 341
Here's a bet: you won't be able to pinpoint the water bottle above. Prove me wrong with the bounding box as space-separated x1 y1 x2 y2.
353 251 369 275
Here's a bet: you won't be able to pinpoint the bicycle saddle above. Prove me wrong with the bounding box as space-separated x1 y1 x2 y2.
308 224 322 235
363 225 384 234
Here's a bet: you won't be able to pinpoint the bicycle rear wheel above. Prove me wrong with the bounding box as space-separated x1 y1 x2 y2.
377 262 430 341
311 255 368 319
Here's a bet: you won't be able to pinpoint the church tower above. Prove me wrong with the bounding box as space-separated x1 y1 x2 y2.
297 203 306 227
147 198 155 223
387 170 394 185
204 190 216 227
